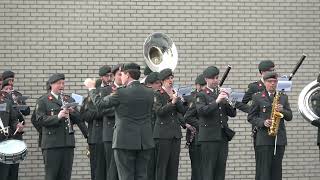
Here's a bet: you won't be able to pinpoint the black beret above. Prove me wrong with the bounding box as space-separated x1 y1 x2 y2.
111 64 123 74
159 68 173 80
203 66 219 78
195 74 206 86
99 65 112 76
263 72 278 80
2 70 15 80
121 63 140 71
1 79 11 89
145 72 160 84
317 73 320 83
48 73 65 84
258 60 275 72
144 66 153 76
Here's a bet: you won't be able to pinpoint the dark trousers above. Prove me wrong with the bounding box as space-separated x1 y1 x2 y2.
201 141 228 180
188 142 201 180
154 138 181 180
95 142 107 180
8 163 19 180
89 144 96 180
0 162 10 180
114 148 152 180
147 148 156 180
255 145 285 180
43 148 74 180
104 142 119 180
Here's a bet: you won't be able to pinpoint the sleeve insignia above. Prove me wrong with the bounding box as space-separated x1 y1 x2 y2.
48 95 53 101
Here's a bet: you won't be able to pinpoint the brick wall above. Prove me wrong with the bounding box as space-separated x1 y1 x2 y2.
1 0 320 179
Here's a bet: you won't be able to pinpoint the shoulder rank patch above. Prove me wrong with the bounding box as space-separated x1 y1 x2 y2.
48 95 53 101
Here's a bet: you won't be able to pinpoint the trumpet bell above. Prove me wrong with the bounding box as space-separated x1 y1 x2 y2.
143 32 178 72
298 80 320 122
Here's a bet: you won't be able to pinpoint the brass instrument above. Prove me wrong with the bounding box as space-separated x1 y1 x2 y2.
143 32 178 73
268 91 284 136
298 80 320 123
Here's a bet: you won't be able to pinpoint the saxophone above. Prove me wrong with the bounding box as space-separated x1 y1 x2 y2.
268 91 284 136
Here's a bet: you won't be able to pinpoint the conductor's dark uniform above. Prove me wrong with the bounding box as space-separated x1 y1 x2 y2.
89 63 154 180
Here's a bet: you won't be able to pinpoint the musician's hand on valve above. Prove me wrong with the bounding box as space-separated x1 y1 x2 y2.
186 123 196 133
68 107 75 113
216 91 228 103
58 109 69 119
275 104 283 112
171 93 178 104
84 78 96 89
264 119 272 127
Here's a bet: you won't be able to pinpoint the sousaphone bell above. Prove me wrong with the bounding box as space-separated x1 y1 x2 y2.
298 79 320 122
143 32 178 72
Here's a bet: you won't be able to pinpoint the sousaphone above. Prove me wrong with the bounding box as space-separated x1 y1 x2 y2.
298 79 320 122
143 32 178 72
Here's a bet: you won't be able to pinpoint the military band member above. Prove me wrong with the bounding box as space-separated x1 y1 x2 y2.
195 66 236 180
184 74 206 180
112 64 123 89
0 89 23 180
236 60 275 139
248 72 292 180
80 79 106 180
99 66 119 180
144 71 161 180
95 65 116 180
36 73 88 180
153 68 187 180
85 63 155 180
1 71 29 180
31 81 51 149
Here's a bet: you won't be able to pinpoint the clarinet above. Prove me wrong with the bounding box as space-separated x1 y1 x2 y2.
60 91 74 134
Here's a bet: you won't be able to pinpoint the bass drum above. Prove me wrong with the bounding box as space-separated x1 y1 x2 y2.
0 139 27 164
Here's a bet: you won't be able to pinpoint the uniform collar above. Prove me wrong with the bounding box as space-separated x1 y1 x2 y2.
50 91 59 100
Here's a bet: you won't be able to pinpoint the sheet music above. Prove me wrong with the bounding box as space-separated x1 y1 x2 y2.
71 93 84 106
0 103 7 112
230 92 245 102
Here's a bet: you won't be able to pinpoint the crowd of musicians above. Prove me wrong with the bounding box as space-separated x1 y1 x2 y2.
0 61 320 180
